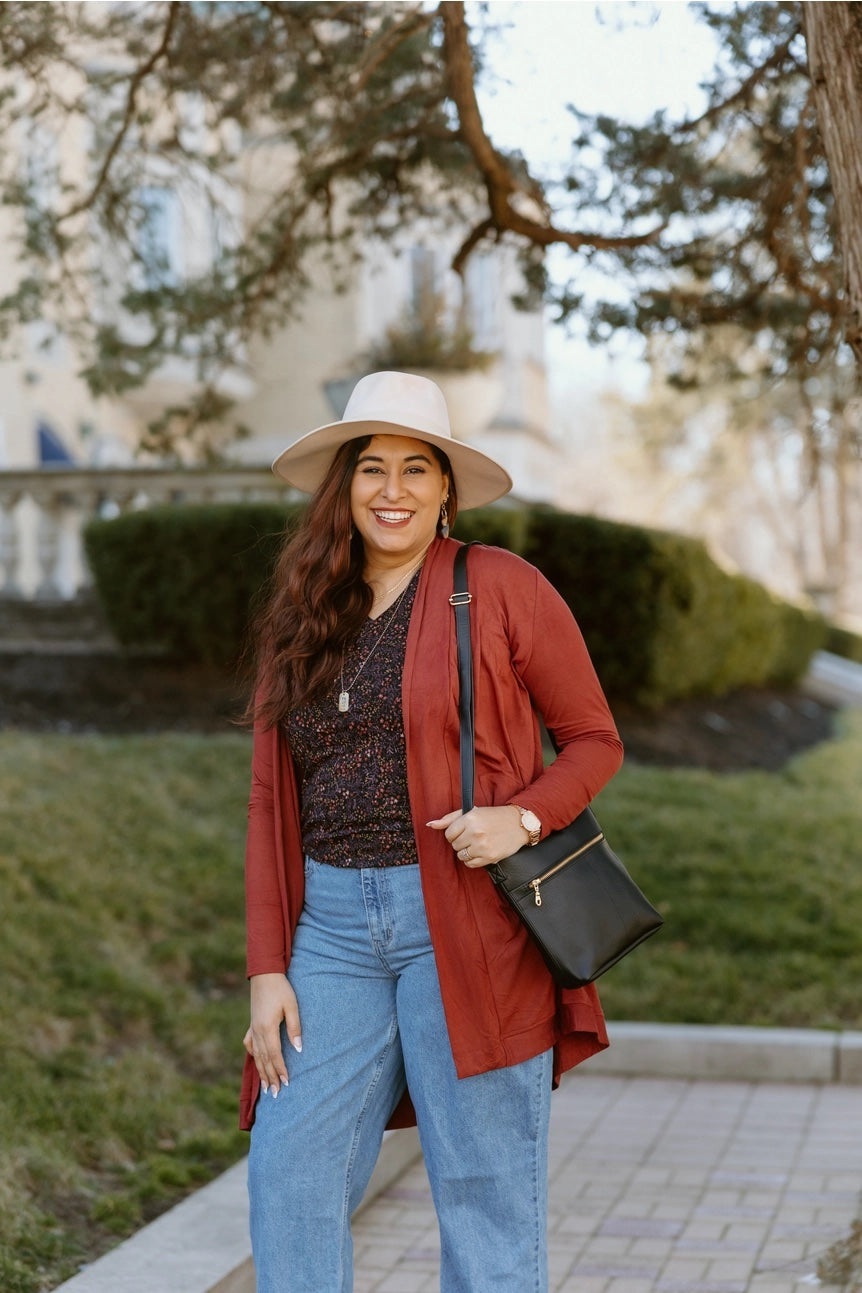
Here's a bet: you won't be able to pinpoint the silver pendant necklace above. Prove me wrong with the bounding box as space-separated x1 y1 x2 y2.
338 563 422 713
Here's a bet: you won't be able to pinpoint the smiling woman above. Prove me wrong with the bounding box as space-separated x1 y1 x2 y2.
238 369 624 1292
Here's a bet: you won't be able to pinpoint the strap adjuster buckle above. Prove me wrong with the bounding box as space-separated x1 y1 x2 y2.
449 591 473 606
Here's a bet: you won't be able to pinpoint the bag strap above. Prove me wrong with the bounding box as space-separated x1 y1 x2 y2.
451 543 477 813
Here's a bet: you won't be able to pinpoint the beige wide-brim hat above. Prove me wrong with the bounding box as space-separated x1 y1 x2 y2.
272 370 513 510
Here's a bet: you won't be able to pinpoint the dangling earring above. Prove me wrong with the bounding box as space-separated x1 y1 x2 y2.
440 498 450 539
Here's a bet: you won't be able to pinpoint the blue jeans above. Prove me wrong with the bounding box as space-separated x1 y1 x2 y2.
248 859 552 1293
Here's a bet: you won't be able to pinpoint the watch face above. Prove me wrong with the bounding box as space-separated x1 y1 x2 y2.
522 811 541 833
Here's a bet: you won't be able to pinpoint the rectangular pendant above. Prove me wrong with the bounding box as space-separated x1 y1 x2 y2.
338 691 350 713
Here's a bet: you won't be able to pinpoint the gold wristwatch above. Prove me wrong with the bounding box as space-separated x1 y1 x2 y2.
511 804 541 847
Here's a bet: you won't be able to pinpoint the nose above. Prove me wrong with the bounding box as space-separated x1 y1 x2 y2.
380 469 406 500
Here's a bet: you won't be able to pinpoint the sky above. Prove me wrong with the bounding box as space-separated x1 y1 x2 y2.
477 1 718 151
470 1 725 402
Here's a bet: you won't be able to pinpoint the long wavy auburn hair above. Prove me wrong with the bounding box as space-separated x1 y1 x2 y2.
249 435 457 727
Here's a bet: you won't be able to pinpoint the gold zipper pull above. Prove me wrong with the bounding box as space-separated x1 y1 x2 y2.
531 879 542 907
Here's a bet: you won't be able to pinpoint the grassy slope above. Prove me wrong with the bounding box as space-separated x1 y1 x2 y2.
0 733 251 1293
1 714 860 1291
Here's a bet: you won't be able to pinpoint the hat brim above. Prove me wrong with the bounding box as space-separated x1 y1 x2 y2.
272 418 513 510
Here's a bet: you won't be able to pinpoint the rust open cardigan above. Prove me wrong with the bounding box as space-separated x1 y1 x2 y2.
240 537 624 1131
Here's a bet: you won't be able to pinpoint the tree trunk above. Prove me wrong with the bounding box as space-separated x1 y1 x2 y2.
803 2 862 374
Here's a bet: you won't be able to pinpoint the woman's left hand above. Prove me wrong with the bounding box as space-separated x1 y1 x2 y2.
426 805 529 868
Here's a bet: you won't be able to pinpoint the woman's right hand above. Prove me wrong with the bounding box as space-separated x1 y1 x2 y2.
244 973 302 1096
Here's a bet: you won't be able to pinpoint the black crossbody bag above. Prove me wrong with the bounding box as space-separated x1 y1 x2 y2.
452 544 663 988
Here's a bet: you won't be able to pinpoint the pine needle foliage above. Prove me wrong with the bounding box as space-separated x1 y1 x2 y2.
5 1 859 452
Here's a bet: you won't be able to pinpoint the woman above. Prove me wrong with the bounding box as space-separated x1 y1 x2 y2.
241 370 623 1292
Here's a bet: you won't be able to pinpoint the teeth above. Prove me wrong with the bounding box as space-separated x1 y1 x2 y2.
375 511 411 521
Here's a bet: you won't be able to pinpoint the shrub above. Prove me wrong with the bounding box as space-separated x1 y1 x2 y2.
826 623 862 664
770 599 829 685
85 501 825 702
454 505 529 553
519 510 675 702
84 503 302 666
518 509 825 707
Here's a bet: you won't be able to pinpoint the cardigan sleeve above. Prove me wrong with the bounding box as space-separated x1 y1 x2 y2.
499 556 624 834
245 718 291 977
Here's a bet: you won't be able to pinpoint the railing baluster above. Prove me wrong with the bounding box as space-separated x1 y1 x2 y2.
35 498 63 599
0 492 24 598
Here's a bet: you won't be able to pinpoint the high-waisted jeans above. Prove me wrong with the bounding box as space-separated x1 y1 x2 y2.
248 858 552 1293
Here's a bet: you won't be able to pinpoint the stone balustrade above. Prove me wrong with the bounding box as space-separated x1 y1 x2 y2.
0 466 297 601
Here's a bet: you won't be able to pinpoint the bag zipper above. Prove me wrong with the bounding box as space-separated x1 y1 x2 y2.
529 831 604 906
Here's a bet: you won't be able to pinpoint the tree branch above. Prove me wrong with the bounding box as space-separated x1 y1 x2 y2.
451 217 495 276
59 1 181 221
439 1 665 273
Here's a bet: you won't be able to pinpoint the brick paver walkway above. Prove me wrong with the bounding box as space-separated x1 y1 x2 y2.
351 1073 862 1292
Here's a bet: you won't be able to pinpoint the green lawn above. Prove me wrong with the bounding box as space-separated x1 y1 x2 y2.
1 714 861 1292
594 709 862 1029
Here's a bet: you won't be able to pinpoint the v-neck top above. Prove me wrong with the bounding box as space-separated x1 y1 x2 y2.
284 572 419 867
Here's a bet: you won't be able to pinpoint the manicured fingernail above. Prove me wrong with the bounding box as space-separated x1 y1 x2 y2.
281 1075 289 1088
292 1036 302 1053
270 1084 279 1098
260 1081 266 1096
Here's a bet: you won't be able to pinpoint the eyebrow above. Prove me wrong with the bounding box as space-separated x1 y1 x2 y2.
356 451 434 465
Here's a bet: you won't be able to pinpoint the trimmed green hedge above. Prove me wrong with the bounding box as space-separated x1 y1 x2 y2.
84 503 302 666
85 501 825 705
826 623 862 664
506 509 824 706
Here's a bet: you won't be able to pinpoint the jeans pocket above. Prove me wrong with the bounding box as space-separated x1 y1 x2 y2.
303 854 318 879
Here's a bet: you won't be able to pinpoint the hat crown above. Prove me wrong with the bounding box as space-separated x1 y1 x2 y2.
343 371 452 440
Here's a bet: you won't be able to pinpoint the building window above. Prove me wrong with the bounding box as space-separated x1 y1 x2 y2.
409 246 438 317
464 253 500 351
136 185 183 287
